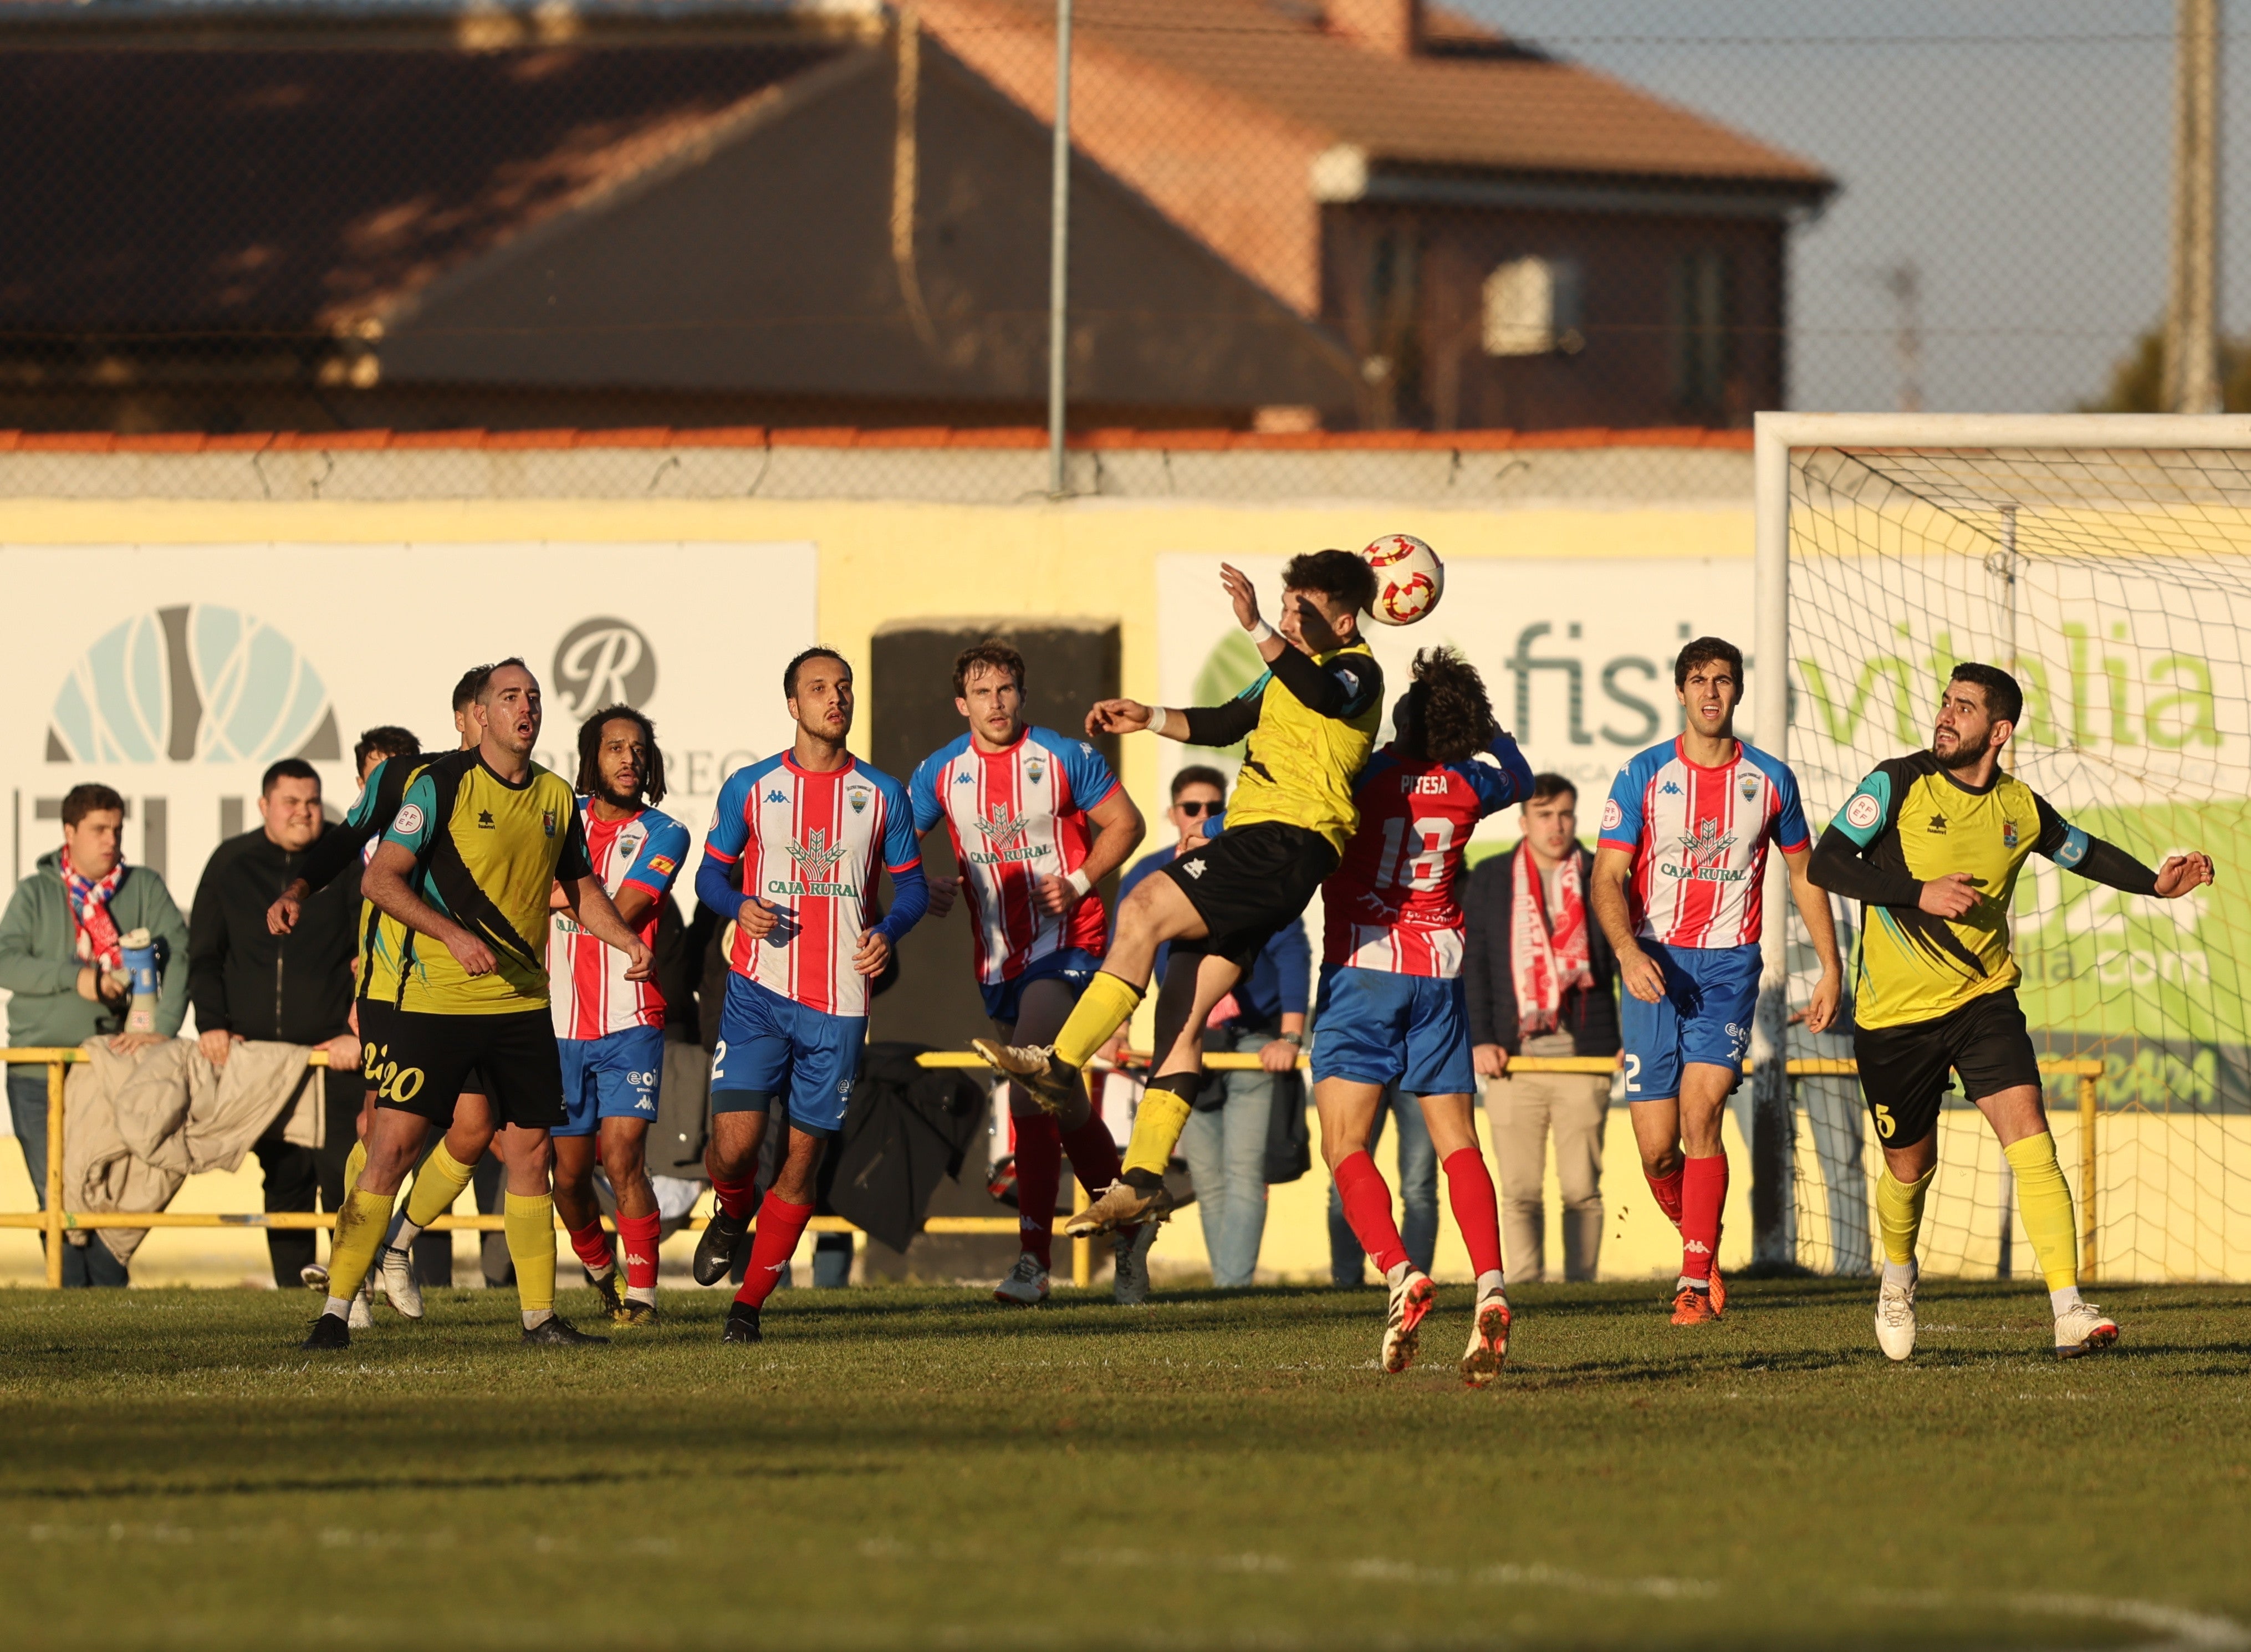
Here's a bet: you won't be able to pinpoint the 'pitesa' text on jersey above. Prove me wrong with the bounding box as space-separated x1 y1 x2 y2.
910 726 1118 988
702 754 920 1019
1324 732 1535 976
1599 736 1809 949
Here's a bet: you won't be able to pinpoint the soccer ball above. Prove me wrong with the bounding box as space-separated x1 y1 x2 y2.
1360 533 1444 626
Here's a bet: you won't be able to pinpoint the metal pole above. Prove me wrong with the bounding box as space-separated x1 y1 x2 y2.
1045 0 1074 498
2167 0 2223 414
1749 416 1795 1268
44 1057 64 1288
2079 1072 2100 1281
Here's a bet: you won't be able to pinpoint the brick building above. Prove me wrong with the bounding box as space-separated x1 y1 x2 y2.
0 0 1831 434
921 0 1836 429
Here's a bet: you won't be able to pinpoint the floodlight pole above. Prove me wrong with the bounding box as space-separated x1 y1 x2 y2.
2166 0 2222 415
1046 0 1074 498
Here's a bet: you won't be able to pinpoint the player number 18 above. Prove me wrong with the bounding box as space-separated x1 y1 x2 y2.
1377 815 1454 893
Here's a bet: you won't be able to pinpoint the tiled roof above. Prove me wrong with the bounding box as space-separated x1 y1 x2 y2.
951 0 1830 188
0 38 848 333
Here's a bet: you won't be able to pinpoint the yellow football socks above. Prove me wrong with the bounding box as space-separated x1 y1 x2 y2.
504 1191 559 1322
1052 971 1143 1070
1874 1164 1935 1267
342 1137 367 1198
2003 1131 2079 1292
1122 1085 1194 1180
325 1186 395 1306
402 1141 474 1232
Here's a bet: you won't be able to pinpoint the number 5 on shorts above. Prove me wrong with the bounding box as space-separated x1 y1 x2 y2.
1873 1102 1895 1140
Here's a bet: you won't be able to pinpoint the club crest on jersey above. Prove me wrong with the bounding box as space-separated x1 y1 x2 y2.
1738 774 1760 802
1660 819 1743 883
847 784 872 815
2002 819 2018 848
1025 756 1045 785
542 808 557 838
772 828 857 898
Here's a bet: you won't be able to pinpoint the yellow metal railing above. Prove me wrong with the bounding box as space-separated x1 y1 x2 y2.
0 1047 2106 1288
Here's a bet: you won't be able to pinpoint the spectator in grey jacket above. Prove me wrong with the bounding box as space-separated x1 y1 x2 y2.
1461 774 1621 1282
0 783 190 1285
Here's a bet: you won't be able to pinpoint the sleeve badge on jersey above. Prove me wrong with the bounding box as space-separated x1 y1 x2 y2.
393 802 426 836
1844 793 1882 831
647 855 677 876
1600 798 1623 832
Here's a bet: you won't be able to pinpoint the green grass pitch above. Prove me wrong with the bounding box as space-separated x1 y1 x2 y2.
2 1277 2247 1650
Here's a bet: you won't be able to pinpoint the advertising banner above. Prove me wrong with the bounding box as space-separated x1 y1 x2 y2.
0 540 817 1039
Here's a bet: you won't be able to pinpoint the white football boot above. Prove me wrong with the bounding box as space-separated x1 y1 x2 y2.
993 1252 1051 1306
2053 1302 2120 1358
378 1244 423 1321
1874 1272 1917 1362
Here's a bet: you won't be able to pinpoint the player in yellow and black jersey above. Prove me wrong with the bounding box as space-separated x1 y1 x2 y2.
301 659 656 1353
1810 663 2213 1362
976 550 1384 1235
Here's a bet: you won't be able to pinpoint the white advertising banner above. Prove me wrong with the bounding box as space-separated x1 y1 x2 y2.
0 540 817 1036
1156 551 1758 846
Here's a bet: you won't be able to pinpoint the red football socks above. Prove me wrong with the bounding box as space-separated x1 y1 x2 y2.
566 1218 614 1277
1333 1151 1409 1276
711 1171 760 1222
1679 1153 1728 1285
1013 1113 1063 1270
1441 1148 1504 1280
616 1211 662 1293
733 1194 814 1309
1061 1112 1124 1195
1646 1163 1687 1230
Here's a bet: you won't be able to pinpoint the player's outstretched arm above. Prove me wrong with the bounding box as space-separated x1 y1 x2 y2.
559 874 656 980
1805 826 1969 914
1590 844 1665 1004
1782 845 1843 1035
361 841 496 978
2037 797 2213 897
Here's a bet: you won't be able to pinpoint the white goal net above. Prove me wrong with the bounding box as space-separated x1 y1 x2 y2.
1759 416 2251 1282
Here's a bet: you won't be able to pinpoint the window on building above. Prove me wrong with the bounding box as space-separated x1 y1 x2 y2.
1482 255 1583 356
1670 250 1732 414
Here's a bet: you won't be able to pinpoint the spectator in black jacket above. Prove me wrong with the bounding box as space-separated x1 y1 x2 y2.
1461 773 1621 1282
188 758 363 1287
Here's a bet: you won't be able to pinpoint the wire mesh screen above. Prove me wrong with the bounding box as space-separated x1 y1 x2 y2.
1784 442 2251 1280
0 2 2239 469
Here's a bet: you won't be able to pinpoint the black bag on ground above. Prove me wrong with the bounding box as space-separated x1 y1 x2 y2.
1263 1068 1310 1186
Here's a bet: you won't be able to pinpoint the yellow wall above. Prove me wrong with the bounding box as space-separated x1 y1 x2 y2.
1 494 1752 828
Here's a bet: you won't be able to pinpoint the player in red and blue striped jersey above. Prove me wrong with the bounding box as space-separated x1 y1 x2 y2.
547 705 689 1327
1314 649 1532 1384
909 641 1147 1306
690 647 927 1344
1590 637 1841 1327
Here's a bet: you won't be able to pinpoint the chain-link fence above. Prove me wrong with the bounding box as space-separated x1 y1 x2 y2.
1 0 2242 478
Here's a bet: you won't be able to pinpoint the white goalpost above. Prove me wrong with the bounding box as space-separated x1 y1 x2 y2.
1753 412 2251 1282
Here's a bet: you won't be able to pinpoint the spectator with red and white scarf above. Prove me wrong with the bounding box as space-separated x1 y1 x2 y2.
0 782 189 1286
1461 774 1621 1282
